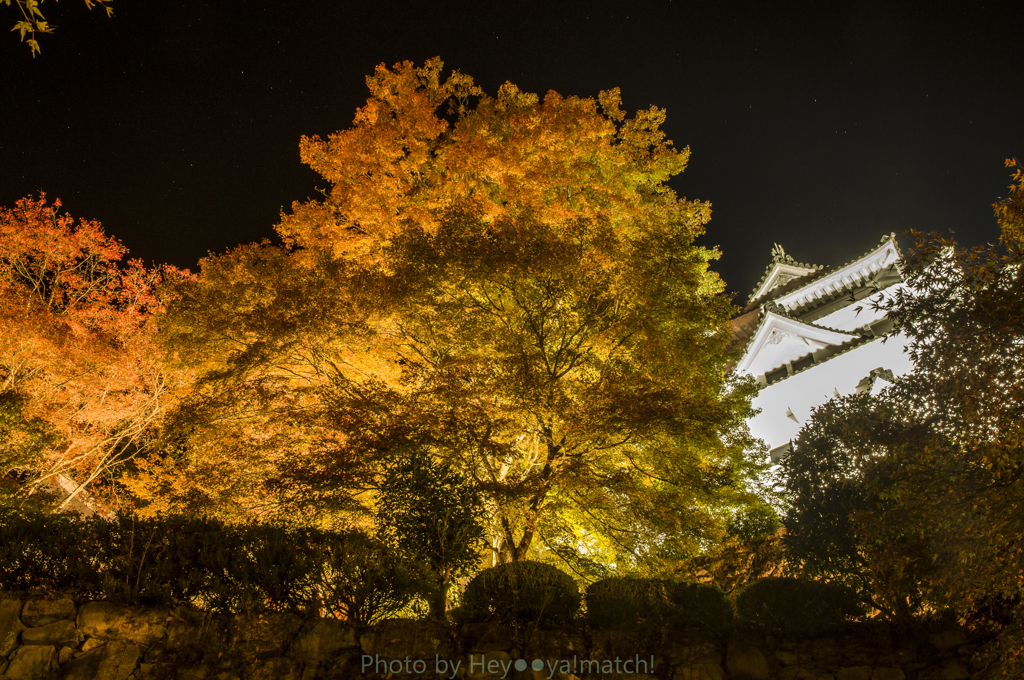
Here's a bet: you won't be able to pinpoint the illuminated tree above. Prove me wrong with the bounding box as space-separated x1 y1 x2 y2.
0 194 189 509
150 59 765 572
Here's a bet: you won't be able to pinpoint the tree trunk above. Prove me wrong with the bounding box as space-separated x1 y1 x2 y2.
429 578 449 619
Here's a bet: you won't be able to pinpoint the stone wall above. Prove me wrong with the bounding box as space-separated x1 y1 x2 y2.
0 594 987 680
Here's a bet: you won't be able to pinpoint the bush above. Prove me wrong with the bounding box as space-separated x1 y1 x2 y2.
461 560 580 627
0 505 104 597
585 577 671 630
0 507 426 623
585 578 734 635
310 530 430 626
735 576 864 636
666 582 735 635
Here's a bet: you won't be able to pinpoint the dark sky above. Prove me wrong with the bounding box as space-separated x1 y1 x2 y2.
2 0 1021 301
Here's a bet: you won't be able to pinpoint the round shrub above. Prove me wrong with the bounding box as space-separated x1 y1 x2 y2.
735 576 864 636
585 577 672 630
461 560 580 627
666 582 735 635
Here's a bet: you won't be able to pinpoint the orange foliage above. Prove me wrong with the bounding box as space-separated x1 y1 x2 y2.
278 57 703 263
140 61 762 567
0 194 191 509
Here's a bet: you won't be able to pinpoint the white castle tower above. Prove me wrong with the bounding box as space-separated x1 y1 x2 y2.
730 235 914 462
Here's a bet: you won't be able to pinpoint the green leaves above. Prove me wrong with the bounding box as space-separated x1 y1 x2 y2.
375 448 486 616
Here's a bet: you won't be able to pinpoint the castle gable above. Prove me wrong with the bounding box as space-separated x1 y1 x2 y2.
735 308 860 380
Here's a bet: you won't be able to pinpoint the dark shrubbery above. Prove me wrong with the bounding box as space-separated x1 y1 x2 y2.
310 530 431 626
0 505 105 597
735 576 864 636
585 577 671 630
0 506 423 624
461 560 580 627
665 582 735 635
585 577 734 635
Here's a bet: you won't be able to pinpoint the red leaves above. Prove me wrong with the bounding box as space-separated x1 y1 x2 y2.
0 194 191 509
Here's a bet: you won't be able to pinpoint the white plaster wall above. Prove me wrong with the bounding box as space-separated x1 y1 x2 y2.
812 283 907 332
748 332 914 450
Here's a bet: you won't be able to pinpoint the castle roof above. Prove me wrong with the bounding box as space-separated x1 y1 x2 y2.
730 234 904 384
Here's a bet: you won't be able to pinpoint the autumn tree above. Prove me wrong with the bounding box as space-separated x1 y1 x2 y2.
148 59 764 573
782 160 1024 673
0 194 189 510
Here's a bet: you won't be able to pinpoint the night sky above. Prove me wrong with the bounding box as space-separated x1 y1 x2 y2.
2 0 1021 301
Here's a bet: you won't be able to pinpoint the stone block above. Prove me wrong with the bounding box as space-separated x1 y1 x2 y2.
896 643 918 664
725 637 770 680
665 639 722 666
834 667 873 680
780 668 835 680
77 602 168 646
289 617 359 662
21 597 76 626
775 648 802 666
135 663 173 680
812 638 842 666
81 637 107 653
177 664 212 680
780 668 834 680
64 647 104 675
927 630 968 651
142 643 165 663
165 607 224 652
841 643 891 667
95 640 141 680
58 645 75 665
466 650 512 679
359 618 455 660
225 611 303 660
919 660 971 680
672 662 724 680
523 629 585 660
61 640 140 680
212 673 241 680
299 662 320 680
320 651 364 680
21 619 77 647
250 658 303 680
0 598 27 657
4 644 57 680
872 669 906 680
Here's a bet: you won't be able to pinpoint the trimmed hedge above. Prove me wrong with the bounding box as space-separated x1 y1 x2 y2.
0 506 424 625
585 577 671 630
666 582 734 635
585 577 734 634
735 576 864 636
461 560 580 627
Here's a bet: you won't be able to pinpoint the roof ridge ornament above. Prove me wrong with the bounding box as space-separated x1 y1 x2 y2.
771 243 796 264
763 300 788 316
